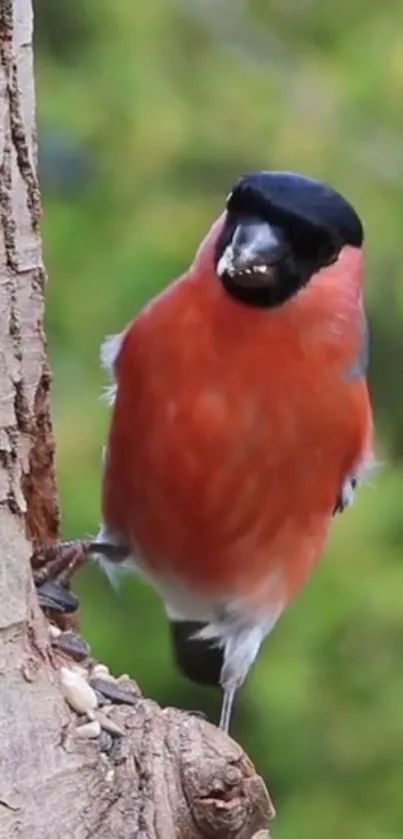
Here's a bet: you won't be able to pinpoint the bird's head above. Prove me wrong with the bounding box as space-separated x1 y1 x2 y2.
198 171 364 309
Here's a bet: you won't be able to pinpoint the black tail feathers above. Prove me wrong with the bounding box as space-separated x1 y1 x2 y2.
169 620 223 687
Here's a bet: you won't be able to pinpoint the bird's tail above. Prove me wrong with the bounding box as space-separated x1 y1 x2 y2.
169 620 224 687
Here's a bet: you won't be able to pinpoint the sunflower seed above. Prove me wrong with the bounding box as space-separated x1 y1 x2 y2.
76 720 101 739
89 677 139 706
60 667 98 715
95 710 125 737
52 633 91 661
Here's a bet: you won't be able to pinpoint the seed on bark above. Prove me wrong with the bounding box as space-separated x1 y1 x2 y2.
99 730 113 753
89 677 139 706
91 663 114 681
76 720 101 739
60 667 98 715
95 710 125 737
52 632 91 661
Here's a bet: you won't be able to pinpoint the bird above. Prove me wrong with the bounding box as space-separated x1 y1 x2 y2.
92 170 374 734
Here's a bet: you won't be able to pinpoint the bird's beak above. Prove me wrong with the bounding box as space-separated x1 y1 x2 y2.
217 217 284 282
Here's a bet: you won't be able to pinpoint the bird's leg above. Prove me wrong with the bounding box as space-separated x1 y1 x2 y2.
218 619 265 734
218 685 238 733
33 539 125 615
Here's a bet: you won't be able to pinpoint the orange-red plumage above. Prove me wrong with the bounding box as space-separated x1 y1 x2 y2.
99 172 374 731
102 221 372 609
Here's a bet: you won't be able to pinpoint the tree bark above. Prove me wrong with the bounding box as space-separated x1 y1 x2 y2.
0 1 274 836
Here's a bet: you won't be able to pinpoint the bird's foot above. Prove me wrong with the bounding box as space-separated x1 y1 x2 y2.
33 538 127 617
32 539 93 616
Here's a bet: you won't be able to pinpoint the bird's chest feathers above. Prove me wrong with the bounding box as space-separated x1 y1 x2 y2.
150 305 355 464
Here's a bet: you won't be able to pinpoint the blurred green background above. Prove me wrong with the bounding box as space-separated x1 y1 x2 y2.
34 0 403 836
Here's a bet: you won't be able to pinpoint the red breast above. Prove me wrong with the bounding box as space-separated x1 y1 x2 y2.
102 214 372 611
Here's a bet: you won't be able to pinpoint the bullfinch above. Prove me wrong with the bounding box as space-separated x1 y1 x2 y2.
67 172 376 732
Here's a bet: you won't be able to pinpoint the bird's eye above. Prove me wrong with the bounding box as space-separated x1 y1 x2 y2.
295 226 340 268
318 238 340 267
290 225 336 264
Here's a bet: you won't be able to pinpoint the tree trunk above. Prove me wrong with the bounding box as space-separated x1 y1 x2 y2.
0 1 274 836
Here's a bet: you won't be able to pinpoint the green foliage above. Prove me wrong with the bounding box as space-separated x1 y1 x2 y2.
34 1 403 835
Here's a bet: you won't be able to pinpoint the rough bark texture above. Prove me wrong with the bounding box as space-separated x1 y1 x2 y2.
0 2 274 836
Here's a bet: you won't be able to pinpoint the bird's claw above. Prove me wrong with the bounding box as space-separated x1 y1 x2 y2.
33 539 92 616
33 538 127 617
32 540 91 586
